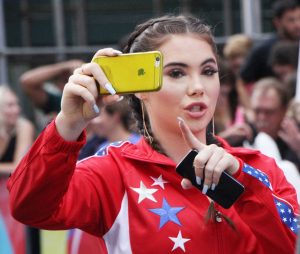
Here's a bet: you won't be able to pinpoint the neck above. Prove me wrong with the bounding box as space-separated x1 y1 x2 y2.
151 124 206 164
107 126 131 143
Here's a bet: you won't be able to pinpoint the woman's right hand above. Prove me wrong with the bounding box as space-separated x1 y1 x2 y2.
55 48 122 141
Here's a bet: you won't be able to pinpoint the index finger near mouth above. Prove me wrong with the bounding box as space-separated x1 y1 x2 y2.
177 117 206 151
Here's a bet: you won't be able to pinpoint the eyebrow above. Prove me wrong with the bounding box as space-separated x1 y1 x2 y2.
164 58 217 68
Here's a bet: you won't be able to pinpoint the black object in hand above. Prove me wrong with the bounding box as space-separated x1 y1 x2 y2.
176 150 245 209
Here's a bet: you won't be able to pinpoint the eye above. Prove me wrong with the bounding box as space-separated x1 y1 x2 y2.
203 68 218 76
168 69 185 79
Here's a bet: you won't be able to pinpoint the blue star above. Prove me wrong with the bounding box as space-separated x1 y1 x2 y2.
149 198 184 229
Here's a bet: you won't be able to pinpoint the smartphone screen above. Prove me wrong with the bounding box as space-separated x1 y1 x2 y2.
176 150 245 209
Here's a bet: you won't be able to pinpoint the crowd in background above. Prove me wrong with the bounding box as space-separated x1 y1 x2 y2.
0 0 299 253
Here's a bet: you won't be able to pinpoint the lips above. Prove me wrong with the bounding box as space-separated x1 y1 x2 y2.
184 102 208 118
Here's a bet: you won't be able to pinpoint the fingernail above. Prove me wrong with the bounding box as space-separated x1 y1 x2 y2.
117 96 124 102
202 184 209 194
104 83 116 95
182 180 189 189
93 104 100 114
177 117 184 123
113 49 122 54
196 176 202 185
211 183 216 191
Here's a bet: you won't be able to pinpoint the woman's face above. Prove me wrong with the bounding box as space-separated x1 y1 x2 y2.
2 90 21 127
143 34 220 140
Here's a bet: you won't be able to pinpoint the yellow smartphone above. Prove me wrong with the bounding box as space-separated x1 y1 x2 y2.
92 51 163 94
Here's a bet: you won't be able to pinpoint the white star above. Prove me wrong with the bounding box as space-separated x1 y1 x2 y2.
169 230 190 252
131 181 158 203
150 175 168 189
283 217 287 222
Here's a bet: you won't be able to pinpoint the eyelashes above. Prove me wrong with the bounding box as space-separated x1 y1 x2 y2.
168 69 185 79
203 68 218 76
166 67 218 79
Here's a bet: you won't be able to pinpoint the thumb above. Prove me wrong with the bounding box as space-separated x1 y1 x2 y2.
177 117 205 151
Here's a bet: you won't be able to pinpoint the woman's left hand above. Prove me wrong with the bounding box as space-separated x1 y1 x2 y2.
178 117 240 194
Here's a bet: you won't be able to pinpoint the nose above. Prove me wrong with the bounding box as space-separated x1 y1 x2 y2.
187 75 204 96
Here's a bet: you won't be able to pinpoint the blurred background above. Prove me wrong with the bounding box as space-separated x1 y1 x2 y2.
1 0 274 119
0 1 299 254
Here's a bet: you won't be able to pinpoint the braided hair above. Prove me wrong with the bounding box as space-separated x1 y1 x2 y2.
124 15 219 153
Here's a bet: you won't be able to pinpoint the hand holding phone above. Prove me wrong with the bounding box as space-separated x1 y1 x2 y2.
176 150 244 209
92 51 163 94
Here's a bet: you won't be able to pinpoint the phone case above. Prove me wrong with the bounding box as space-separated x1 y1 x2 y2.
92 51 163 94
176 150 245 209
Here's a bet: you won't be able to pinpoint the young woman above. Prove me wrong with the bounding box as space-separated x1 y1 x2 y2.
8 15 299 253
0 86 34 254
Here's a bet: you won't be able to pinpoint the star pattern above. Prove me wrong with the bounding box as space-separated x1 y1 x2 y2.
149 198 184 228
131 181 158 203
243 163 272 189
274 197 299 234
150 175 168 189
169 230 190 252
95 141 125 156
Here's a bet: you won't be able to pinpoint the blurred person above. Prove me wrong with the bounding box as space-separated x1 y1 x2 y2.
214 61 253 147
288 100 300 127
223 34 253 77
0 86 35 174
7 15 299 254
244 78 300 201
249 77 300 170
269 41 299 82
223 35 253 109
0 85 34 254
78 118 106 160
94 98 140 155
240 0 300 85
20 60 83 130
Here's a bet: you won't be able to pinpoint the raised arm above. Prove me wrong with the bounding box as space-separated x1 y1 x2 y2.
8 48 122 233
20 60 83 109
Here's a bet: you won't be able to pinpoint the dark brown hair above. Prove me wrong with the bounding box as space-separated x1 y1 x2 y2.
104 99 136 132
124 15 219 153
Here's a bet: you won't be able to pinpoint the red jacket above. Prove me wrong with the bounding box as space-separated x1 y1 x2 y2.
8 121 299 254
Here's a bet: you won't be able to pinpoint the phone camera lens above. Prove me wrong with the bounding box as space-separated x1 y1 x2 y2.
155 57 160 62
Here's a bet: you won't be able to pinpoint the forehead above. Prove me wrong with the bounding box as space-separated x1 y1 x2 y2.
281 7 300 19
158 34 216 63
252 88 281 108
2 90 16 102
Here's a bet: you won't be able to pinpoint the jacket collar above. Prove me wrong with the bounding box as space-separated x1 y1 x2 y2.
121 136 259 166
121 138 176 167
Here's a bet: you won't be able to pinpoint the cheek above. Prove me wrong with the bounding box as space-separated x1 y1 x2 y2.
155 81 184 104
209 84 220 106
